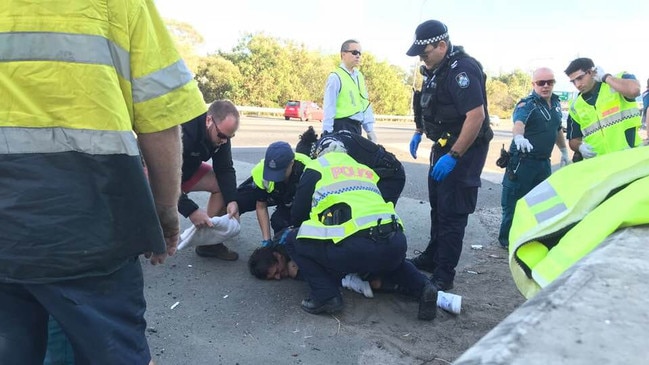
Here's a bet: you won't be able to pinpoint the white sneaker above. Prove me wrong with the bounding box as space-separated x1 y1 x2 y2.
341 274 373 298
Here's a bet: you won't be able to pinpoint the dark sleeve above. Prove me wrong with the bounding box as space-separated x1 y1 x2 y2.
212 140 238 204
447 59 486 115
413 89 423 130
178 193 199 218
566 115 583 139
290 169 321 227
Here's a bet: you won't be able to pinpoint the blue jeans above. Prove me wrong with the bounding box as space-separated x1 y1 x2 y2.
0 257 151 365
43 318 74 365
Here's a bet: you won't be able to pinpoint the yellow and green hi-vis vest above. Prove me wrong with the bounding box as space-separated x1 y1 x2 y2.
297 152 401 243
333 67 370 119
251 153 311 193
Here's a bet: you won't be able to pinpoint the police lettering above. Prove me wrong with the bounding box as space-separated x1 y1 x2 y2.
331 166 374 180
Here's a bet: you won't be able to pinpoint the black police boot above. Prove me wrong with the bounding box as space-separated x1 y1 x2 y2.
430 275 454 291
408 251 436 272
301 295 343 315
417 282 438 321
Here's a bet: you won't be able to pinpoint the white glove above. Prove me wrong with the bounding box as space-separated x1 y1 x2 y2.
578 142 597 159
592 66 607 82
367 130 378 143
513 134 533 153
559 147 571 167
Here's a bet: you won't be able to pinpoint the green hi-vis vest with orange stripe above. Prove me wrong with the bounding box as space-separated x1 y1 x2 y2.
297 152 401 243
569 72 642 155
508 146 649 298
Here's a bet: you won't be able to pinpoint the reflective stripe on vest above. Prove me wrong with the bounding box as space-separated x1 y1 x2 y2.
333 67 369 119
298 212 401 240
0 32 193 104
523 181 567 224
312 180 382 208
509 146 649 298
0 127 139 156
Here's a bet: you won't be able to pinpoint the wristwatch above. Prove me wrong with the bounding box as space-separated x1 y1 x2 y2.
602 73 612 83
449 150 461 159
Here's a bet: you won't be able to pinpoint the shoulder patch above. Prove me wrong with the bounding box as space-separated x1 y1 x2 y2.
455 72 470 88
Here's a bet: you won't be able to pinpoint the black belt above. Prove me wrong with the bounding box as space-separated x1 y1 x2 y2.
355 219 403 241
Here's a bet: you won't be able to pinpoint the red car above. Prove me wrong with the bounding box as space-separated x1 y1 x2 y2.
284 100 323 122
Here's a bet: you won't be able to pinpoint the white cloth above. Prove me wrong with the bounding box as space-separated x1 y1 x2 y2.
177 216 241 250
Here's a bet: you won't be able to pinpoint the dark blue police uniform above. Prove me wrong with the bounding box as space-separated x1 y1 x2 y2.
411 46 492 289
498 91 562 247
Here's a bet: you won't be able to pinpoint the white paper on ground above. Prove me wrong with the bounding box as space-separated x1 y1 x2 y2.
177 216 241 250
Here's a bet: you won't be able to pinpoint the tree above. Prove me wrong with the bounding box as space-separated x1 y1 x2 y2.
164 20 204 73
195 55 243 103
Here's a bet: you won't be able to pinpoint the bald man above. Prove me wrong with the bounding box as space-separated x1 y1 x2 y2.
498 67 570 248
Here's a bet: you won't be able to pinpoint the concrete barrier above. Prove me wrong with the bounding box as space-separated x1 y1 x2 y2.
454 226 649 365
237 106 413 122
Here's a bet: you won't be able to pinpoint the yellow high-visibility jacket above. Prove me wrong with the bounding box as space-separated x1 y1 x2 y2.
509 147 649 298
0 0 206 283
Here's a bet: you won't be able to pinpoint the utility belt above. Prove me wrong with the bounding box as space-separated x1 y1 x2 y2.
354 215 402 242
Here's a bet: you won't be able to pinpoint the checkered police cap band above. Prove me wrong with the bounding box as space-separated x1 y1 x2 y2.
413 32 449 46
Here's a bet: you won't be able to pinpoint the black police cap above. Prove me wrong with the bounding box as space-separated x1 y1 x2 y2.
406 20 449 57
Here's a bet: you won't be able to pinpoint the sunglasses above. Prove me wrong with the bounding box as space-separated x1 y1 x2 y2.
569 72 589 84
344 50 362 56
534 79 556 87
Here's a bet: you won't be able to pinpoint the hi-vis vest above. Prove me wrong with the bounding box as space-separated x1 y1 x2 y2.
0 0 206 283
568 72 642 155
297 152 401 243
333 67 370 119
251 153 311 192
509 146 649 298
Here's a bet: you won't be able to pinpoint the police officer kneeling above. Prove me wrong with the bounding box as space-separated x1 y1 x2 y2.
284 141 438 320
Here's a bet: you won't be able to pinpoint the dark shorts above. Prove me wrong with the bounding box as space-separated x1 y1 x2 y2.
181 162 212 192
0 257 150 365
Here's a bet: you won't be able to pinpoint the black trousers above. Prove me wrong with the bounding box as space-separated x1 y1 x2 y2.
333 117 362 135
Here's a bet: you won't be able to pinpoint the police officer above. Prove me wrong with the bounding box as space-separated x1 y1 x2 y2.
406 20 493 291
498 67 570 249
284 146 438 320
297 126 406 206
236 141 311 246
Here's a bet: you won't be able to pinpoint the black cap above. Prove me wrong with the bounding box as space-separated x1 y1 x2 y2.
406 20 449 57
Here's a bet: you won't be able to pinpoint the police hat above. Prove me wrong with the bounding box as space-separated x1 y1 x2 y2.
263 141 294 182
406 20 449 57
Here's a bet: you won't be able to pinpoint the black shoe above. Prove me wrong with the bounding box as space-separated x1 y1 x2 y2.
408 251 436 272
418 282 438 321
300 296 343 314
430 276 454 291
195 243 239 261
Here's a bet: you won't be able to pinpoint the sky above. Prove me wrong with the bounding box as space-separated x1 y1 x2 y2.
154 0 647 92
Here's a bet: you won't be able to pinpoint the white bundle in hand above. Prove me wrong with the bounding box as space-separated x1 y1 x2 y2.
177 216 241 250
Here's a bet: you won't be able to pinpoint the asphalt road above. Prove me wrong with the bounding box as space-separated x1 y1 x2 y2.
141 116 531 364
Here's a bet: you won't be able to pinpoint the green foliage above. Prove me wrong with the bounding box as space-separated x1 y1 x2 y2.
165 20 534 118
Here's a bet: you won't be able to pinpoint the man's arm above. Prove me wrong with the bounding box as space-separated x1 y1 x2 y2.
137 125 182 264
322 73 340 133
290 169 319 227
255 201 272 241
604 74 640 99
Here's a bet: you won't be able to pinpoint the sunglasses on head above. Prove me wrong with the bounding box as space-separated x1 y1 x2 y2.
344 50 362 56
534 79 556 87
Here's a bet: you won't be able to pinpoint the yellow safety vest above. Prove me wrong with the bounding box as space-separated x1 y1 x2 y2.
0 0 206 283
251 153 311 193
568 73 642 155
333 67 370 119
297 152 401 243
509 146 649 298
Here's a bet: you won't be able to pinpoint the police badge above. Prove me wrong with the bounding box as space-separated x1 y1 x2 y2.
455 72 470 88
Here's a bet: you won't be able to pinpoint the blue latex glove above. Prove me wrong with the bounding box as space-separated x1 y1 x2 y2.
431 153 458 181
277 228 292 245
409 132 422 159
260 239 272 247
